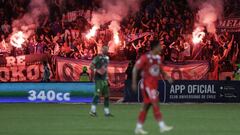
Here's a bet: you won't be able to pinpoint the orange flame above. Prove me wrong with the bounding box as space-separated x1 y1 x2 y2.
113 32 120 45
192 27 205 44
86 25 99 40
10 31 26 48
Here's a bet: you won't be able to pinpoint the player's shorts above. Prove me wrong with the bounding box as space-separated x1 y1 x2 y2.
94 80 109 97
141 81 159 104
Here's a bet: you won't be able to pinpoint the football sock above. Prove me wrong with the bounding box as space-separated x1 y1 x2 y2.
104 97 109 108
104 108 110 115
92 95 99 105
91 105 96 113
159 121 166 129
138 110 147 125
136 122 143 129
153 105 162 122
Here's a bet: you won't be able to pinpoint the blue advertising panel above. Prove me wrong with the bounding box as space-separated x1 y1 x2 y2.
159 81 240 103
124 80 240 103
0 83 95 103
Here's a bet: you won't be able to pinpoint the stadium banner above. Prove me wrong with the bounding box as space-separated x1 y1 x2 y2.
217 18 240 32
161 61 209 80
63 9 91 22
0 54 52 82
125 32 152 43
0 83 94 103
159 81 240 103
124 80 240 103
56 57 129 92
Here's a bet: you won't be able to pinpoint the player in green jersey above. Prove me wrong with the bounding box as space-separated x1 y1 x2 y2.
89 46 113 117
234 64 240 80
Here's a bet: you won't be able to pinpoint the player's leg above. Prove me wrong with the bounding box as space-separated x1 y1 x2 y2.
151 101 162 122
103 80 113 117
151 96 173 133
90 80 101 116
135 103 151 134
135 89 151 134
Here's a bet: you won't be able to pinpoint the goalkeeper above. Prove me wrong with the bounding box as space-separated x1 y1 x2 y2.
89 46 113 117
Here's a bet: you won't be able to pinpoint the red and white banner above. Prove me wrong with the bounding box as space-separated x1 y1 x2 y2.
125 32 152 43
217 18 240 32
56 57 129 91
162 61 210 80
63 10 91 22
0 54 52 82
57 57 210 92
0 55 210 90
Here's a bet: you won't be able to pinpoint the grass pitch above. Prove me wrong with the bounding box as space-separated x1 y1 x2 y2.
0 103 240 135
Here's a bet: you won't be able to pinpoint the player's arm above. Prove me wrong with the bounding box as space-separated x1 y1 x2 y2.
132 65 139 92
160 66 173 84
220 35 234 62
132 56 146 92
90 57 97 81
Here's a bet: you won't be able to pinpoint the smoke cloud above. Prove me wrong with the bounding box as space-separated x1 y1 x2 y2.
188 0 224 34
91 0 141 32
11 0 49 37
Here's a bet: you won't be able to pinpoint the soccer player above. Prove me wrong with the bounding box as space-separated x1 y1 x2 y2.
132 39 173 134
89 46 113 117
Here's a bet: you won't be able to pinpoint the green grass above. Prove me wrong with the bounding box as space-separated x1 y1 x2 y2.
0 103 240 135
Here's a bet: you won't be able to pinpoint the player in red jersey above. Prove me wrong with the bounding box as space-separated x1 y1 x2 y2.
132 39 173 134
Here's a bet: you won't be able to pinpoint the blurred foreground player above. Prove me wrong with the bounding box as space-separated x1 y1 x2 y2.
89 46 113 117
132 40 173 134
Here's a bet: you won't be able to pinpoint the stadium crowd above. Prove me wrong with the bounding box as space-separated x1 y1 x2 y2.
0 0 240 80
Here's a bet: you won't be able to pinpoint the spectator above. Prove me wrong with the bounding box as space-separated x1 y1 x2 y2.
42 61 50 82
79 66 91 82
60 42 72 57
0 0 239 81
1 20 11 35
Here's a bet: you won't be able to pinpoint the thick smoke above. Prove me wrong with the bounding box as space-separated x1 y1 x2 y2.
188 0 223 34
11 0 49 37
91 0 141 33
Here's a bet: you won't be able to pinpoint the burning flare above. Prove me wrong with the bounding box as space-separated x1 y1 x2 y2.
10 31 26 48
192 27 205 44
109 21 120 45
86 25 99 39
113 32 120 44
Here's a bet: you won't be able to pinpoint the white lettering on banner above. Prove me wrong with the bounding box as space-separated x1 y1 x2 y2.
188 85 215 94
0 67 10 81
28 90 37 101
169 85 215 94
170 85 185 94
10 66 26 81
0 55 46 82
0 65 44 82
16 56 25 66
56 93 63 101
218 19 240 28
27 65 40 80
47 90 55 101
6 56 26 66
37 91 47 101
6 57 16 66
217 18 240 32
63 93 70 101
28 90 71 102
